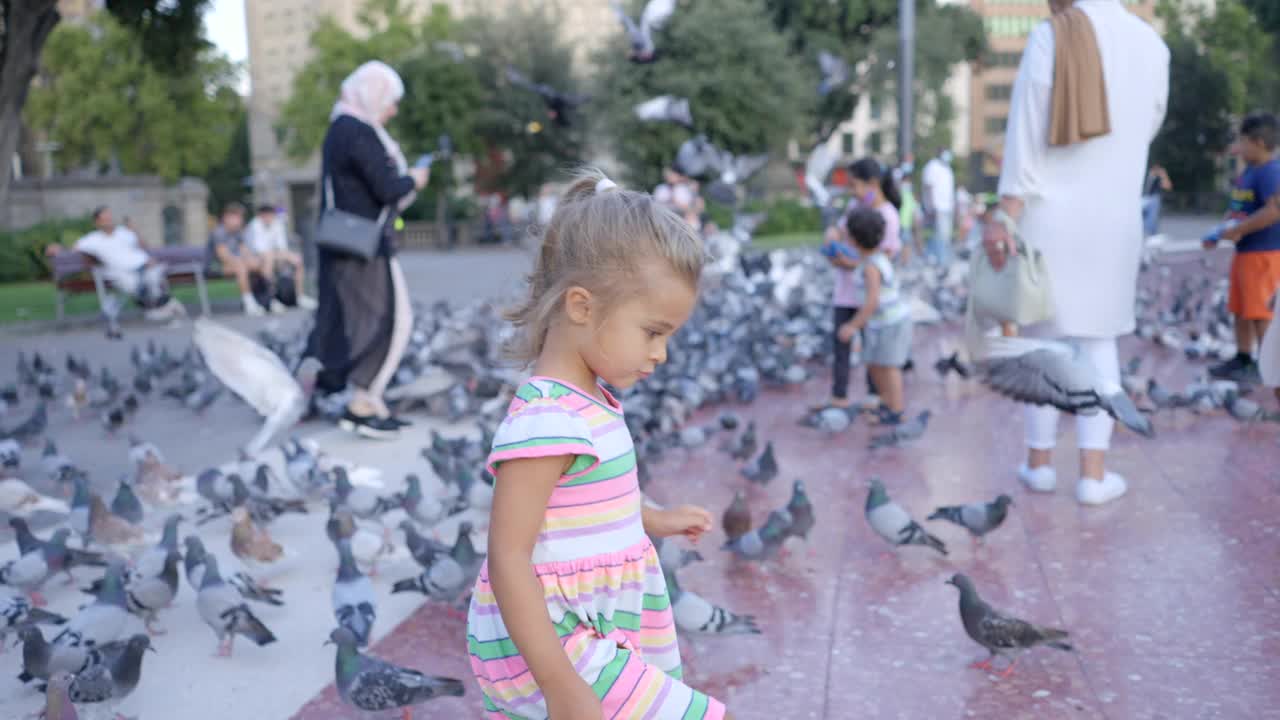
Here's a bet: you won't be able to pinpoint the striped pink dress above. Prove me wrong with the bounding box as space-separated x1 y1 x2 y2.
467 377 725 719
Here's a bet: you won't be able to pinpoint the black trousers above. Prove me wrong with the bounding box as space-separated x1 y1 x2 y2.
832 306 877 400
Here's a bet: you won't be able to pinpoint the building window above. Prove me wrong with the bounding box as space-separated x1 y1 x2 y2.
842 132 854 155
869 132 882 154
870 97 882 120
988 51 1021 68
985 116 1008 135
985 15 1043 38
985 84 1013 101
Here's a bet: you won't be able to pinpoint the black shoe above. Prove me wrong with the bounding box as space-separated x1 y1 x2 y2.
903 357 915 373
338 410 400 440
385 416 413 429
1209 354 1249 379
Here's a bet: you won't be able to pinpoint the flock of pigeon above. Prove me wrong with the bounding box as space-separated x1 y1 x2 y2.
2 212 1274 718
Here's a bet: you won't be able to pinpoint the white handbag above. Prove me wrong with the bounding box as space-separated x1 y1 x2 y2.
968 209 1055 326
1259 291 1280 387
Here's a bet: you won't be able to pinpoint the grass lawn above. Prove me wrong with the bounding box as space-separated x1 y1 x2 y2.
0 279 241 326
750 232 823 251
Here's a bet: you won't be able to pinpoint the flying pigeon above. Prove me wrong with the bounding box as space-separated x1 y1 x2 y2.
817 50 849 97
634 95 693 128
328 627 465 714
504 66 591 128
610 0 676 63
864 479 947 555
928 495 1013 540
193 318 319 454
976 336 1153 437
945 573 1073 677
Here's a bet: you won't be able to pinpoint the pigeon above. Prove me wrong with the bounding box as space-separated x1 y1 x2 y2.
503 66 590 128
0 476 70 518
1 589 67 648
49 563 131 675
976 336 1153 437
231 506 284 568
195 468 250 520
802 404 858 433
721 490 752 543
722 509 792 561
653 536 703 572
328 626 465 715
1 401 47 444
610 0 676 63
193 318 319 454
65 633 153 711
109 478 144 526
18 626 54 684
725 420 757 461
634 95 693 127
817 49 849 97
928 495 1013 540
665 566 759 636
389 553 467 607
196 554 277 656
0 533 56 604
41 440 75 480
88 494 144 547
42 670 79 720
1146 377 1187 410
334 466 394 522
333 539 377 647
864 479 947 556
869 410 933 449
396 474 445 528
740 441 778 485
945 573 1073 676
183 535 282 606
400 520 450 570
785 480 815 542
25 526 107 585
934 351 971 379
1223 389 1264 422
0 437 20 469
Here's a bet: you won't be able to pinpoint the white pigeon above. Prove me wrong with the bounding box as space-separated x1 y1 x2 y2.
634 95 693 128
804 140 838 208
0 477 69 517
192 318 319 455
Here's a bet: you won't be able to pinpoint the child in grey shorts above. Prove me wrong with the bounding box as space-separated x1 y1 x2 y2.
835 208 914 424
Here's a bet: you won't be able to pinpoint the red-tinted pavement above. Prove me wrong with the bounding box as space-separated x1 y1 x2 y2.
293 260 1280 720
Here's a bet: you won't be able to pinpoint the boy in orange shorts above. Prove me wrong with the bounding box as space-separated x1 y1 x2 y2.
1209 112 1280 384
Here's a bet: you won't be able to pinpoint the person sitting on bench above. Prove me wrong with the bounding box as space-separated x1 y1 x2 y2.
208 202 275 316
245 204 317 310
46 206 185 322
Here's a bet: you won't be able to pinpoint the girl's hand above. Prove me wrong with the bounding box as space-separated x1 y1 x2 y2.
650 505 713 541
546 677 602 720
837 322 858 344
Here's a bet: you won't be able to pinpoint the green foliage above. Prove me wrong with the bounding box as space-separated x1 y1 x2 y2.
463 2 588 197
24 13 242 181
755 197 823 236
104 0 214 73
204 107 252 213
0 215 94 283
594 0 812 189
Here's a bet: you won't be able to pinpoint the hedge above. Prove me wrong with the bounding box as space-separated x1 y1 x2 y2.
0 215 96 283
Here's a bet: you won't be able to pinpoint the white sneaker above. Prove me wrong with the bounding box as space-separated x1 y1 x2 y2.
1076 472 1127 506
270 299 287 314
244 297 266 317
297 295 318 310
1018 463 1057 493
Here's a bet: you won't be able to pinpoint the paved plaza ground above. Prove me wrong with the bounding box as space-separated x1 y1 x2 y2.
2 215 1277 719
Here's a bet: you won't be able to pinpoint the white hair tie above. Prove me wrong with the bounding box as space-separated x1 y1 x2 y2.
595 178 618 194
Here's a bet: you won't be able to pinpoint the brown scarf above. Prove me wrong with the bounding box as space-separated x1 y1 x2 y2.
1048 4 1110 146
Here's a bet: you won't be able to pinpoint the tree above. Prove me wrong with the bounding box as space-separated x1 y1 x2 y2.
594 0 811 189
463 2 589 197
0 0 215 223
104 0 212 73
204 106 252 213
761 0 986 153
24 13 241 181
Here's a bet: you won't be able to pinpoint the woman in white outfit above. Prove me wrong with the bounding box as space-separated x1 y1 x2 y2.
983 0 1168 505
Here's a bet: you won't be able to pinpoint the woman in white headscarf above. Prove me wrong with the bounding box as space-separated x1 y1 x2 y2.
305 61 429 439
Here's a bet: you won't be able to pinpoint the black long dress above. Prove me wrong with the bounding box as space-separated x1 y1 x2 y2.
307 115 416 394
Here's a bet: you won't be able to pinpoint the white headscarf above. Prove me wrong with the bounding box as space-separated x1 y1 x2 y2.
331 61 416 211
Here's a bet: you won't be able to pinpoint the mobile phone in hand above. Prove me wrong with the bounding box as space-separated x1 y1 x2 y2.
414 153 435 170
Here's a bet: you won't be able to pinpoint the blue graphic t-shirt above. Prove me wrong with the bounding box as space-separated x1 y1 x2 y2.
1228 158 1280 253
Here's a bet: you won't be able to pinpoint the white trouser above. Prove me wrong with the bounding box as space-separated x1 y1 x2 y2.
1023 333 1121 451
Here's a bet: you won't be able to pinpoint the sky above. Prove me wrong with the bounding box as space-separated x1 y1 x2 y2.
204 0 250 92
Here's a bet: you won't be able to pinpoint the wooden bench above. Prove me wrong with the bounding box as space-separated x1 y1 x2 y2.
51 246 217 321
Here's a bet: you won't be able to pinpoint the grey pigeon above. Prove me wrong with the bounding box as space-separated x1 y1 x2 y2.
864 479 947 555
1224 390 1263 422
869 410 932 449
740 441 778 485
328 627 465 713
66 633 153 710
928 495 1013 540
722 509 792 561
802 404 857 433
41 440 75 480
18 626 53 684
389 553 467 607
109 478 144 526
785 480 815 542
946 573 1072 676
978 336 1153 437
334 466 394 521
400 520 450 570
333 539 377 647
184 535 281 606
68 475 93 548
653 537 703 573
1 401 47 443
1146 377 1186 410
49 563 131 675
634 95 693 127
817 49 849 96
196 554 278 656
610 0 675 62
1 590 66 648
43 670 79 720
195 468 249 520
665 566 759 636
724 420 757 461
396 474 445 528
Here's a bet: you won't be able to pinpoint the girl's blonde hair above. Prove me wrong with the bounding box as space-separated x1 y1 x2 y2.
505 168 704 362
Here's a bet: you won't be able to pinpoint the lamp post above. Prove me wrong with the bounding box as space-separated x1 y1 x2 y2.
898 0 915 163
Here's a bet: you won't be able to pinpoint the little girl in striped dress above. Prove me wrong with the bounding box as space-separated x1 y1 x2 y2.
467 170 730 720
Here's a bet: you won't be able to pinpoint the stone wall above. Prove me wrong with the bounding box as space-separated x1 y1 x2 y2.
3 176 209 247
